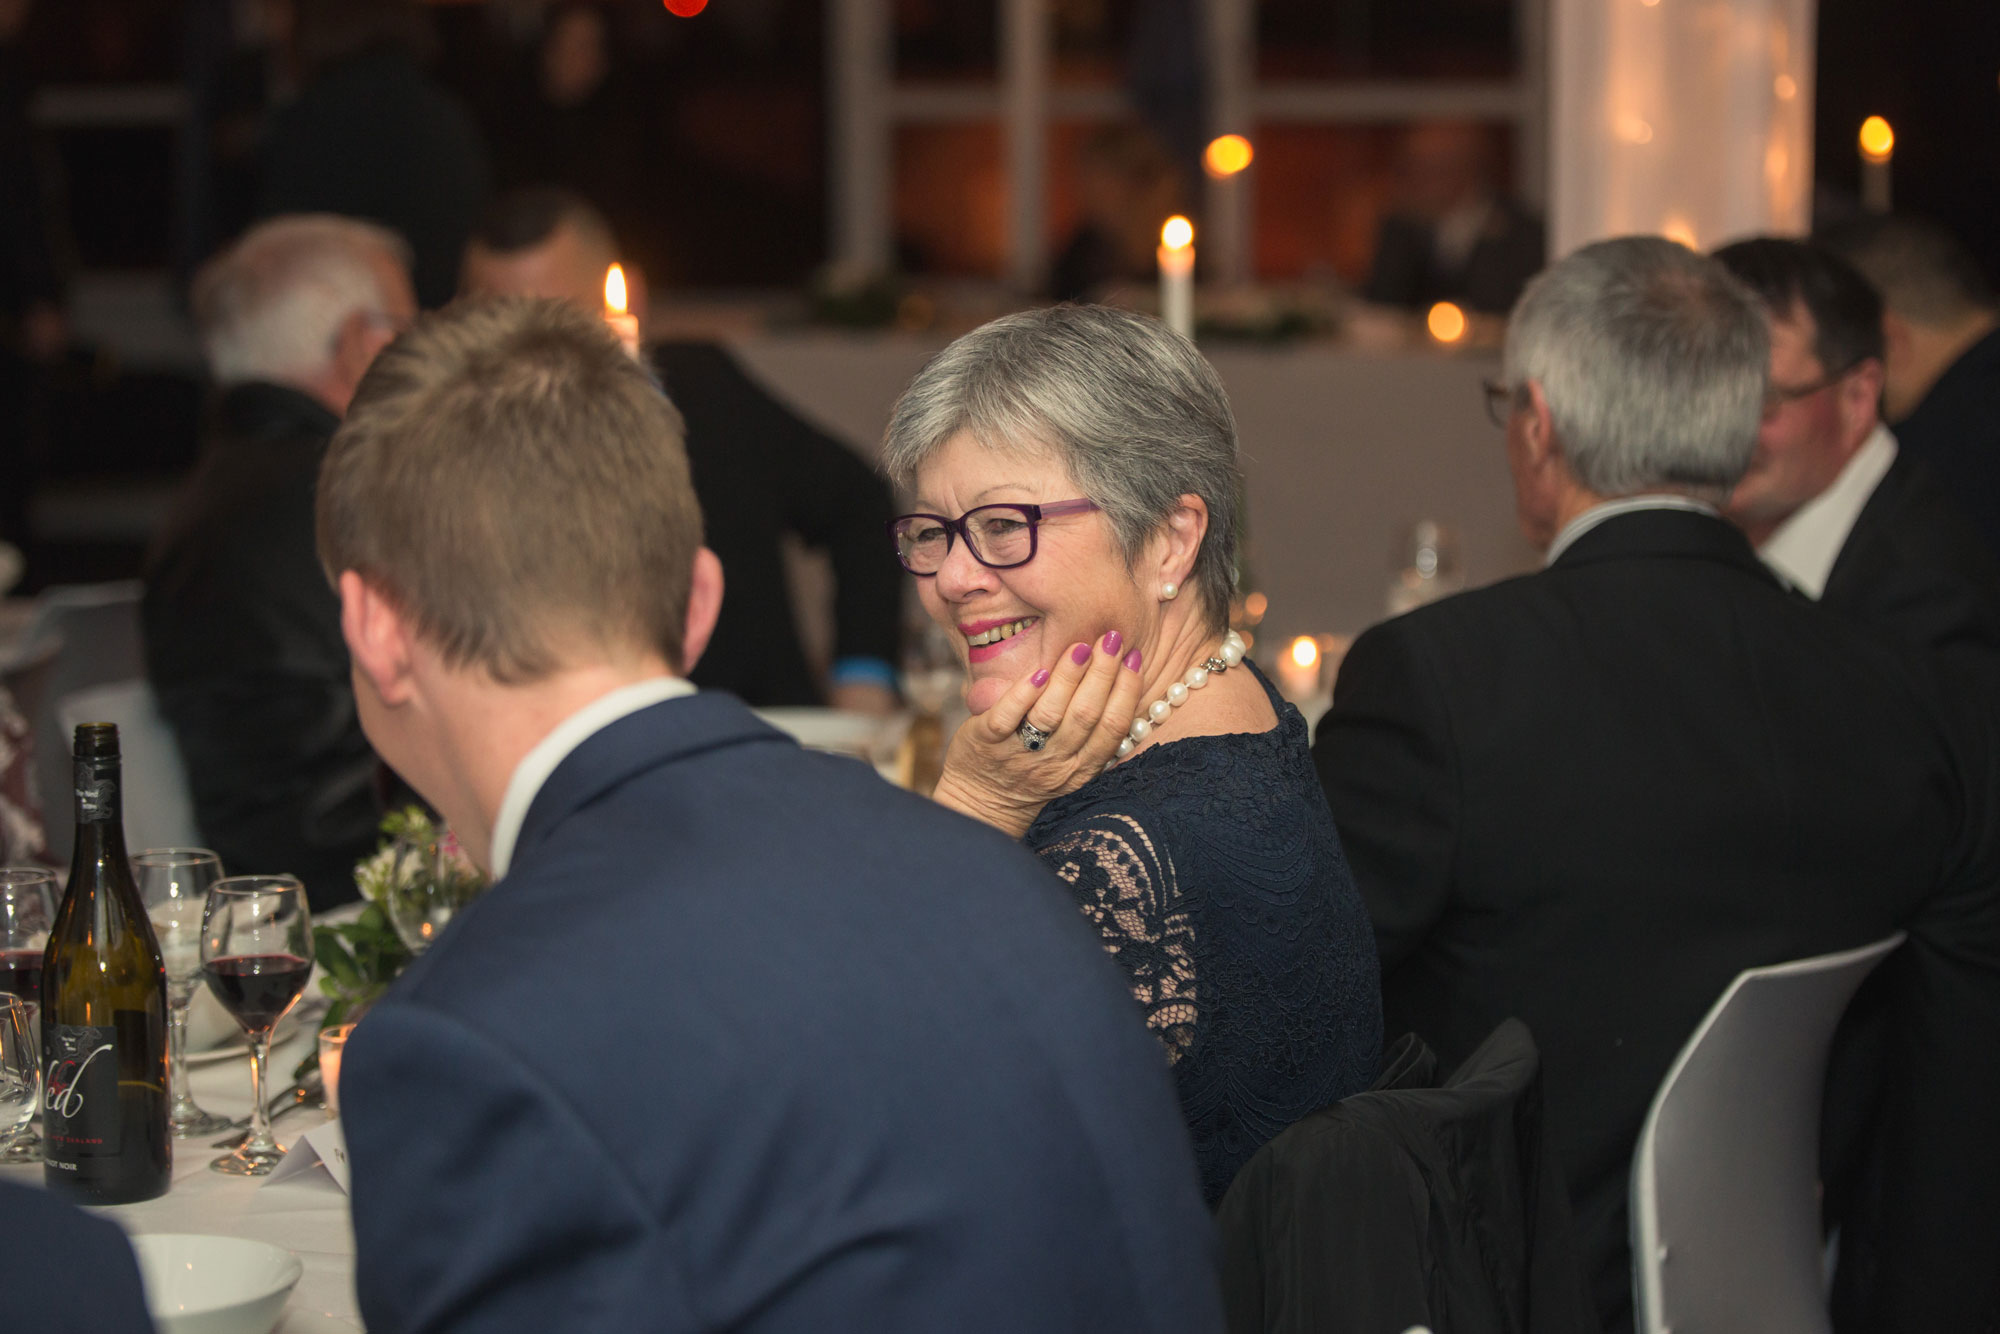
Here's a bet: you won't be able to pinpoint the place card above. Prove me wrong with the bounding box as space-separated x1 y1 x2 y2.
264 1119 350 1193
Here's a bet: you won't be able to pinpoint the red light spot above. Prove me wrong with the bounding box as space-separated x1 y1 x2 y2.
664 0 707 15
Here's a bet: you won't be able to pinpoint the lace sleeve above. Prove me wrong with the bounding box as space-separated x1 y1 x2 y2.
1035 813 1197 1064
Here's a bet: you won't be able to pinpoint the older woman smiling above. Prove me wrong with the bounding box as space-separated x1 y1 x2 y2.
883 304 1382 1204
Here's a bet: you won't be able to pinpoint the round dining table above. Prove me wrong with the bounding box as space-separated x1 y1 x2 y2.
1 1018 360 1331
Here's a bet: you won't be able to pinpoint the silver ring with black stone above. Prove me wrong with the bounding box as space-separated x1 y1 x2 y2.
1016 720 1053 751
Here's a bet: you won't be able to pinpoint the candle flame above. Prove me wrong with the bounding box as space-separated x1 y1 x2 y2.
1203 135 1254 178
1858 116 1894 162
1289 636 1319 669
1426 301 1468 344
604 263 629 315
1661 216 1699 250
1161 216 1195 251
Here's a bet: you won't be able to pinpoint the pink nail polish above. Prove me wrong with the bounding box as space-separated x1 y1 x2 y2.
1031 668 1051 687
1123 649 1143 672
1070 643 1092 665
1101 630 1123 656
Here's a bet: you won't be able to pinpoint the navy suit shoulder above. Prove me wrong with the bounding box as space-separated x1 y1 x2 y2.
344 691 1220 1334
0 1179 153 1333
1892 326 2000 560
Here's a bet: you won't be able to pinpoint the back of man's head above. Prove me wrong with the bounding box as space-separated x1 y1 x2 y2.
316 298 703 682
1712 236 1884 373
193 215 411 390
1819 214 1996 329
1504 235 1768 501
461 187 618 311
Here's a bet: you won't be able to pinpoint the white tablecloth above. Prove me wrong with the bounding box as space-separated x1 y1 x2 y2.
2 1022 361 1331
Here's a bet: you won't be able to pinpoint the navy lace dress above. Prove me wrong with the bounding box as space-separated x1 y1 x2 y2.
1026 664 1383 1205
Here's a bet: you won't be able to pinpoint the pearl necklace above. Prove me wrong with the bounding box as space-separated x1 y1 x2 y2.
1115 630 1247 760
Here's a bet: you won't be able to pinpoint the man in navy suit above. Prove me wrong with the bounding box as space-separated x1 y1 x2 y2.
0 1179 153 1332
320 297 1220 1333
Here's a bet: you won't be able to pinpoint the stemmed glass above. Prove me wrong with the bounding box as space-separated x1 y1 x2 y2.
200 875 313 1176
0 997 36 1158
137 848 232 1137
0 867 57 1163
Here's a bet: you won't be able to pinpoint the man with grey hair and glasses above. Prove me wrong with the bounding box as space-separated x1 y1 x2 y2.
1315 236 2000 1333
144 214 417 909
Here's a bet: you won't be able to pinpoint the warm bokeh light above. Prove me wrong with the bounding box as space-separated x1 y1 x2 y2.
1203 134 1254 178
1661 216 1699 250
1426 301 1468 344
1858 116 1895 162
604 263 629 314
1774 75 1798 101
1243 591 1268 623
1616 115 1654 144
1161 216 1194 251
1288 636 1319 669
663 0 708 15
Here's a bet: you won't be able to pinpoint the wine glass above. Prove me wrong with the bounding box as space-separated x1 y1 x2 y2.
200 875 313 1176
136 848 232 1137
0 867 57 1163
0 997 36 1158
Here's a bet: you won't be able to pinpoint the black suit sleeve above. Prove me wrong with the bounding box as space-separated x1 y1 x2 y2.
1311 618 1460 970
745 371 903 668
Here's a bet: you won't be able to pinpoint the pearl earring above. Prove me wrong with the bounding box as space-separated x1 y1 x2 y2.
1161 581 1179 601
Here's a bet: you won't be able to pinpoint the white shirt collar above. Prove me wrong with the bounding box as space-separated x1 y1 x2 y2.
486 676 697 880
1544 494 1721 566
1757 425 1898 599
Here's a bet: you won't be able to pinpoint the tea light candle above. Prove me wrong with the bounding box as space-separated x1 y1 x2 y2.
1158 216 1195 341
318 1022 356 1119
603 263 642 360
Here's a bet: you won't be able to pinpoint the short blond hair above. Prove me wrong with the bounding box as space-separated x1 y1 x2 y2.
316 298 703 681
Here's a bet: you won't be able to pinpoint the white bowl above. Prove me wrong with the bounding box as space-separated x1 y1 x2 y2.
185 985 236 1053
131 1234 303 1334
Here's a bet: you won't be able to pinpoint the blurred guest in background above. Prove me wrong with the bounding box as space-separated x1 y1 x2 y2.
1362 120 1544 316
1049 124 1184 303
258 0 488 308
882 305 1382 1206
326 298 1223 1333
1316 236 2000 1333
0 682 47 863
1715 237 2000 659
1822 214 2000 561
0 0 68 554
482 3 660 284
145 215 416 909
461 187 903 712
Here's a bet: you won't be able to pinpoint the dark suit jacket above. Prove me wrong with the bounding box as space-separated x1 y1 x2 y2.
1892 324 2000 562
343 692 1222 1333
0 1179 153 1333
143 383 380 908
1821 443 2000 661
1312 509 2000 1334
1362 201 1546 316
652 342 902 706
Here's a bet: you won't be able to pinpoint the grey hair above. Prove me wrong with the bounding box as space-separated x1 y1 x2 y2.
1502 236 1769 501
880 305 1242 629
192 215 412 387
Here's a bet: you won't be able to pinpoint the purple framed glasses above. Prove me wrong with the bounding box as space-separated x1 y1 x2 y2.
888 499 1100 575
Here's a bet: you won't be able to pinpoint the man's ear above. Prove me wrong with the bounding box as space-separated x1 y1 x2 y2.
679 547 724 675
339 570 417 706
1520 379 1560 473
1840 357 1887 440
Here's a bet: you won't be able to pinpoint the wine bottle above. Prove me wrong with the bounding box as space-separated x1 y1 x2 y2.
40 723 171 1203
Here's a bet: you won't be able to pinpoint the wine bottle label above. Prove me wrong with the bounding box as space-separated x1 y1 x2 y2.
74 758 116 822
43 1023 123 1160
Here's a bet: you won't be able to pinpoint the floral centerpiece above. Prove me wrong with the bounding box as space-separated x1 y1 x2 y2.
314 806 488 1032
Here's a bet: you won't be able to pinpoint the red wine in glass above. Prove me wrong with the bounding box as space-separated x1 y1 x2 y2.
0 948 40 1003
202 953 312 1035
